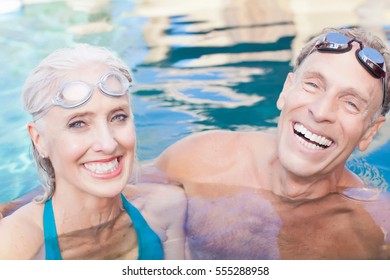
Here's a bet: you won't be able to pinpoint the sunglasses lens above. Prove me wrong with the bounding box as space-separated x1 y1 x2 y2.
57 82 91 108
100 72 129 96
357 47 386 78
325 32 350 44
316 32 351 51
363 47 384 65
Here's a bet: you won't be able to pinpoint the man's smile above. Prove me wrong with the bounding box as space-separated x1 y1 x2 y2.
293 122 334 150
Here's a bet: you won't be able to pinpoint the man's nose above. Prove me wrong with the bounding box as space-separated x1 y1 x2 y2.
308 94 338 123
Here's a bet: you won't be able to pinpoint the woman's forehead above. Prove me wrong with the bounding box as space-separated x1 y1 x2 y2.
63 63 112 82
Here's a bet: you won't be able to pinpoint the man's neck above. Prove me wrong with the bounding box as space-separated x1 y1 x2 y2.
267 159 345 201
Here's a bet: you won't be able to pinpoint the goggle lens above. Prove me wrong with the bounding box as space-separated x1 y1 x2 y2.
356 47 385 78
318 32 350 50
33 71 131 120
55 71 130 108
57 82 91 108
100 72 130 96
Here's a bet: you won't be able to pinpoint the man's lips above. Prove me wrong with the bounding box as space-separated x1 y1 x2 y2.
293 123 334 149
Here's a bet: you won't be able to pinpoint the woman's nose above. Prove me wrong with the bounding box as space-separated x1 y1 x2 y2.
91 124 118 154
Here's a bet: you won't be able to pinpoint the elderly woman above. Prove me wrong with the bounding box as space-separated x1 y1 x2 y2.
0 44 186 260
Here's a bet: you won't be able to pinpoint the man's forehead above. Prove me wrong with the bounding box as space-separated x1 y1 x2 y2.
294 51 383 111
296 49 378 85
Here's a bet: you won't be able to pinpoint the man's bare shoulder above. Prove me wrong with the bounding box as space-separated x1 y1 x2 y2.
123 184 186 230
123 184 187 259
0 188 43 218
0 202 44 259
123 183 186 213
156 130 272 181
158 130 240 158
362 191 390 229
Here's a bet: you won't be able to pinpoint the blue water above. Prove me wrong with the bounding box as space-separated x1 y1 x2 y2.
0 0 389 202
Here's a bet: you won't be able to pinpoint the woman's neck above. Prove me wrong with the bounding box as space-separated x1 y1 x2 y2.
51 184 124 234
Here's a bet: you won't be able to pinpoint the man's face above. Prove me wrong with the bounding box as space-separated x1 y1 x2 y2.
276 44 385 179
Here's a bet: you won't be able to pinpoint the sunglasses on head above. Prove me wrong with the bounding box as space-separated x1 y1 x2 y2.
313 32 386 107
33 71 131 121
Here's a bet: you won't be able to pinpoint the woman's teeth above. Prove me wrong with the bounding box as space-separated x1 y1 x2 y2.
84 158 119 174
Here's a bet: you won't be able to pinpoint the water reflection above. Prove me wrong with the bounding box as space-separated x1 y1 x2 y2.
135 0 295 156
184 182 390 259
0 0 389 202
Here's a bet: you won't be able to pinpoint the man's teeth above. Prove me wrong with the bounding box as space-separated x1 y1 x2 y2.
84 158 119 174
294 123 333 149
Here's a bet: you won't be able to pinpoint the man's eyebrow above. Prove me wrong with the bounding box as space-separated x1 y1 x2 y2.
341 87 369 104
301 71 325 81
302 71 369 104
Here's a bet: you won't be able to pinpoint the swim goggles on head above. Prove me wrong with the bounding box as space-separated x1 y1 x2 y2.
33 71 131 121
313 32 386 107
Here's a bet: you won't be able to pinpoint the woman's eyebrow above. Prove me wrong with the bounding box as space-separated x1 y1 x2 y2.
64 103 130 119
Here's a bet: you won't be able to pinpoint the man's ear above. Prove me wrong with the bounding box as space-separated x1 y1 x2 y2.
27 122 47 156
358 116 386 151
276 72 294 110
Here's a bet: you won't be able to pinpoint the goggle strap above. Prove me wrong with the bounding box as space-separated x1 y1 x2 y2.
32 102 55 121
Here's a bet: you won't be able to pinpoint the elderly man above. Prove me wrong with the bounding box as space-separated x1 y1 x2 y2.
155 27 390 259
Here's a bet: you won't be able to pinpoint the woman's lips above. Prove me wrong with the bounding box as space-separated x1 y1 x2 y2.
83 156 123 179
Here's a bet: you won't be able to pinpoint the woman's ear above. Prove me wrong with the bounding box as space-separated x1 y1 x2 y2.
277 72 294 110
27 122 47 157
358 116 386 151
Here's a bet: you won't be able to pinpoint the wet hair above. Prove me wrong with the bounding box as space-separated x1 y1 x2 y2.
294 27 390 116
22 44 133 202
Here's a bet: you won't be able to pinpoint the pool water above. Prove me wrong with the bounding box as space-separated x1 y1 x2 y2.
0 0 389 202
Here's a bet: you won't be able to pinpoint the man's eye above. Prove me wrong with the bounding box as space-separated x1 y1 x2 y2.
303 81 319 92
307 82 318 88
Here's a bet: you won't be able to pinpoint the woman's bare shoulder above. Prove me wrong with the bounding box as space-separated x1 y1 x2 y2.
0 202 44 259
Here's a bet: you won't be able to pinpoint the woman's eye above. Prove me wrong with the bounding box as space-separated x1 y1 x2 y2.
112 113 128 122
68 120 86 128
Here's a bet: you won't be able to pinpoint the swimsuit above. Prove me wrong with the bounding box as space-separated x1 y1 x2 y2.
43 193 163 260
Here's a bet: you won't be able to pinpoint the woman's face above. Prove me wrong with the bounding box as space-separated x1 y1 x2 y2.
32 64 136 198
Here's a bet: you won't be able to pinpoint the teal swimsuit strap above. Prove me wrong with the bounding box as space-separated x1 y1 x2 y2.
43 194 163 260
120 193 164 260
43 198 63 260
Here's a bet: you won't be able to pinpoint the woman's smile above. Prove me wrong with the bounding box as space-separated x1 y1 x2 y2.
83 156 123 179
